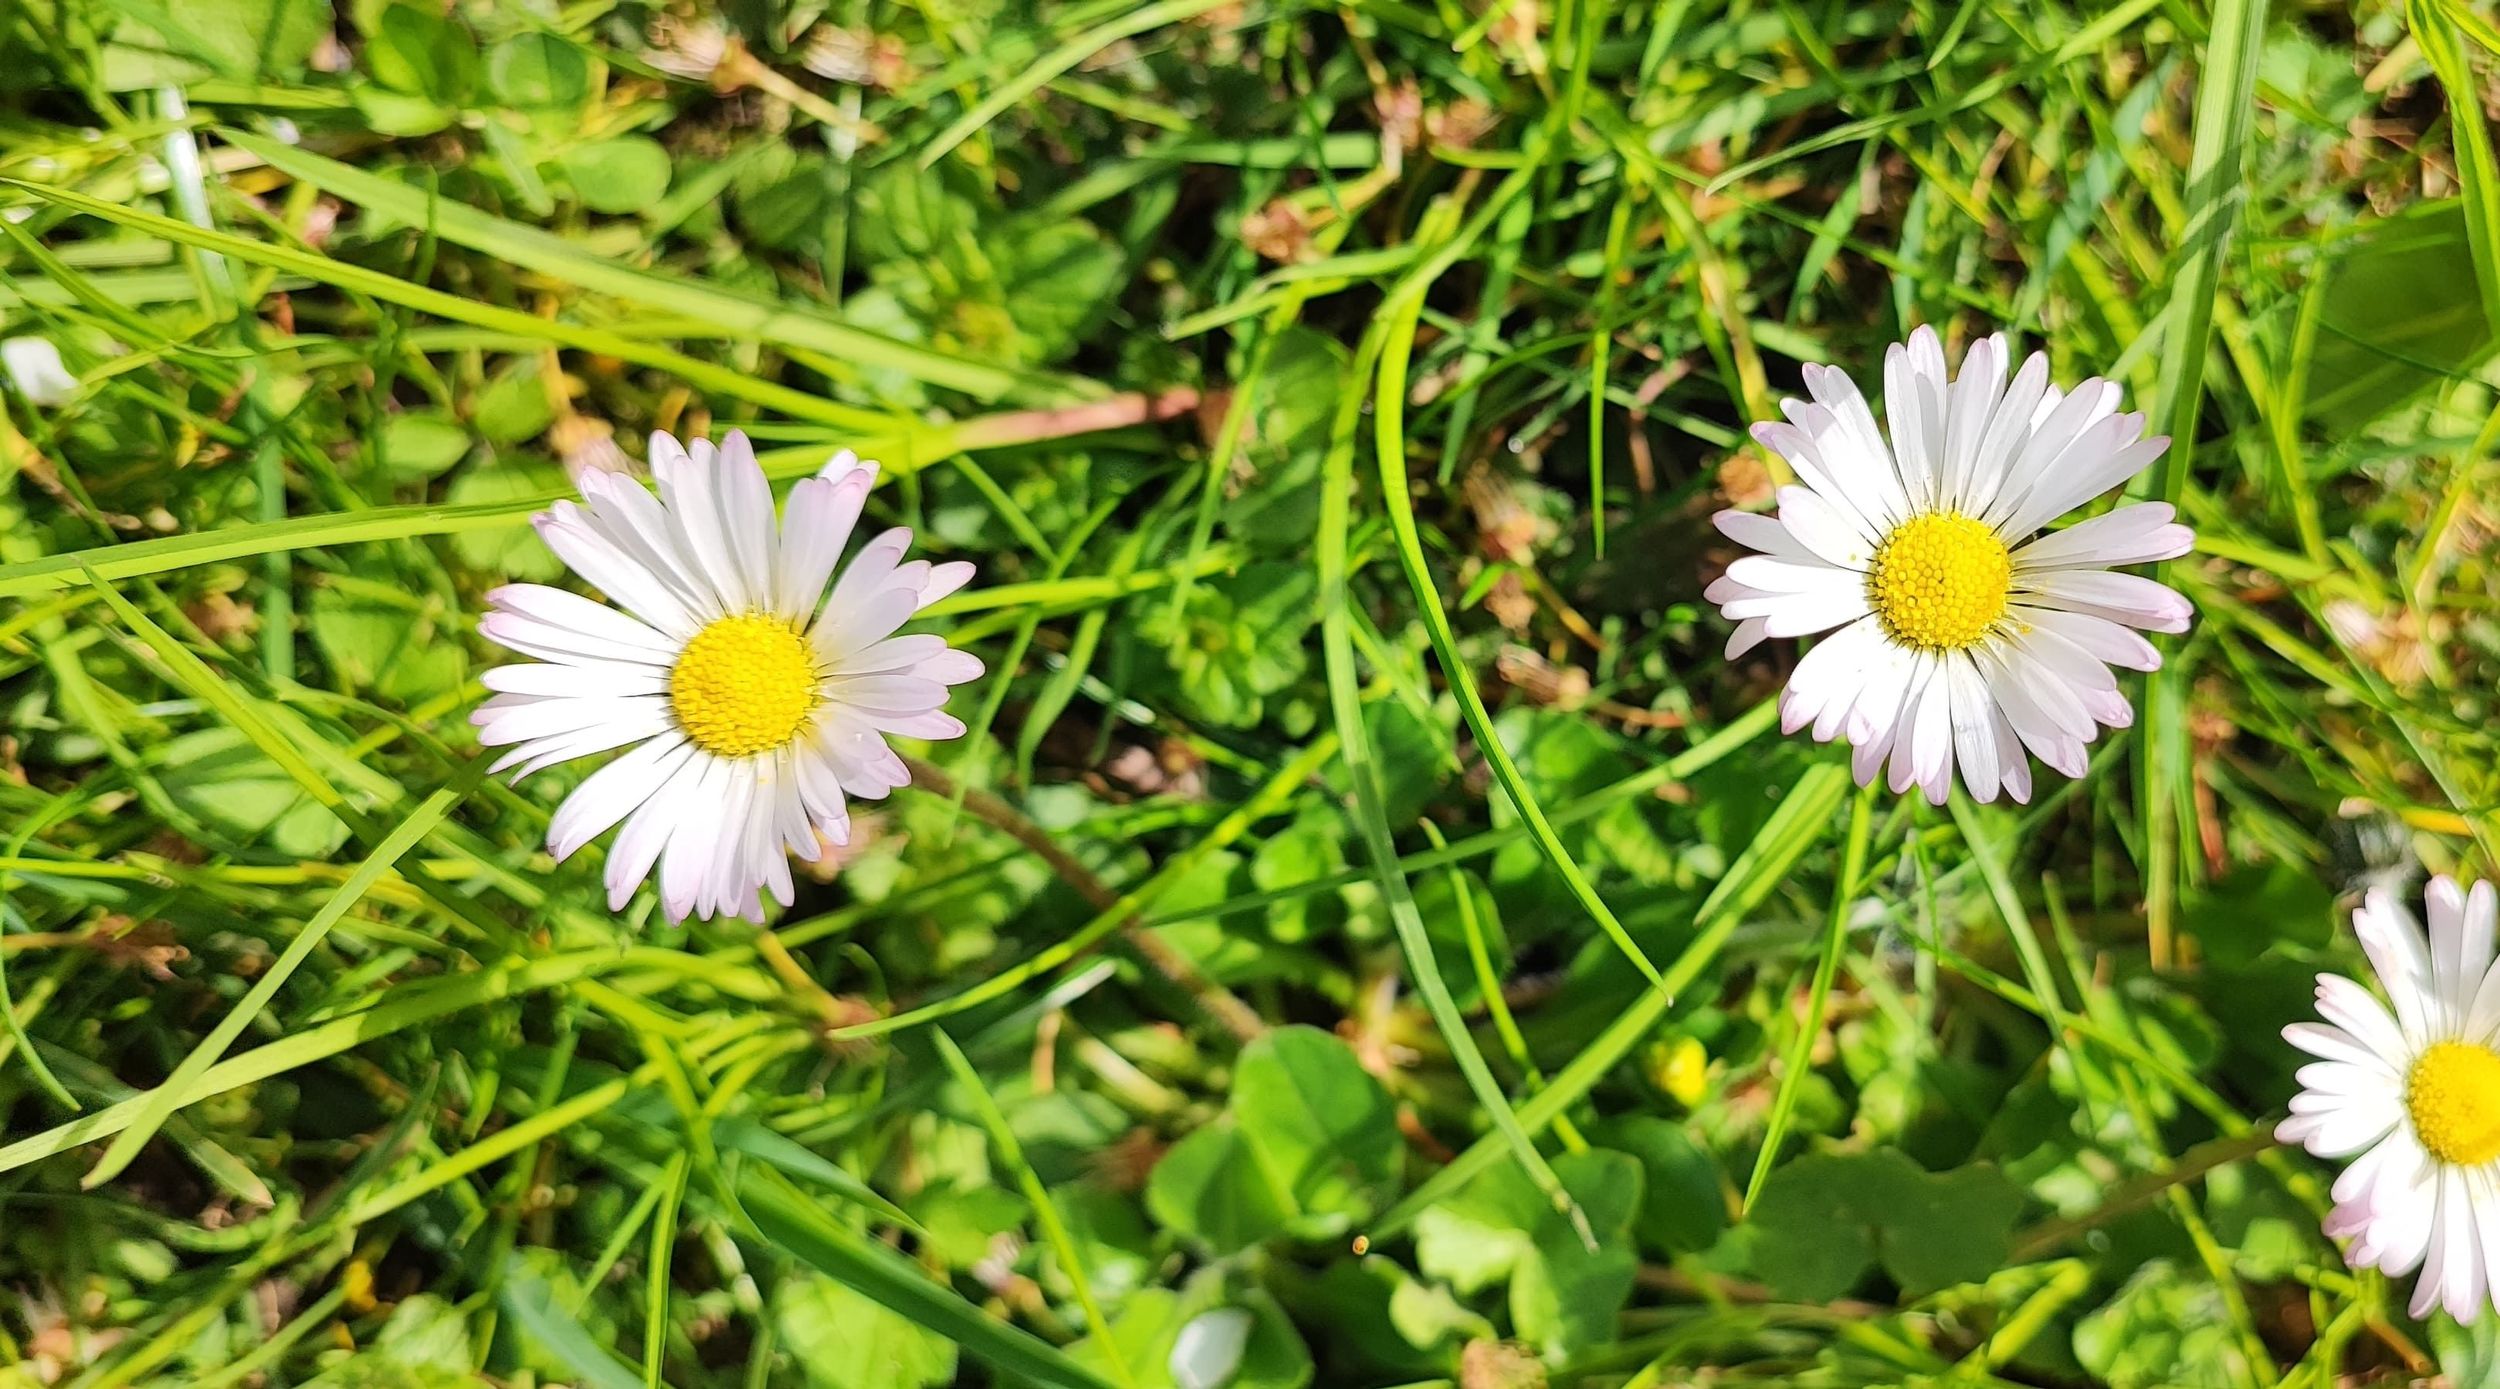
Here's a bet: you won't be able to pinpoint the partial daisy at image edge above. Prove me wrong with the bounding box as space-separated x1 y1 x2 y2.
2280 876 2500 1324
1706 325 2196 804
469 429 983 923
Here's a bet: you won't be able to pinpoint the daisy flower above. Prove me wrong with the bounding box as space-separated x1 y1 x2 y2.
472 431 983 922
1705 326 2195 804
2281 877 2500 1323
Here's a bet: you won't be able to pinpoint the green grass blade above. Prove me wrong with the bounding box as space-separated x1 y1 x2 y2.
2139 0 2269 961
918 0 1241 168
6 179 891 430
931 1028 1138 1388
2410 0 2500 337
737 1167 1120 1389
1368 217 1670 993
0 951 629 1176
1373 762 1850 1237
224 132 1048 403
1320 293 1591 1245
1743 781 1876 1210
81 770 475 1187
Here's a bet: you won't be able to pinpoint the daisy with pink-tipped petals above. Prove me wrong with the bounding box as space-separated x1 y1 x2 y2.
1706 326 2195 804
472 432 982 922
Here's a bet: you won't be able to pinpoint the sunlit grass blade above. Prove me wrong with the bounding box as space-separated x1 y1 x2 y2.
1743 781 1876 1211
917 0 1240 168
224 132 1048 403
6 179 890 430
1319 297 1591 1245
2409 0 2500 337
737 1167 1119 1389
931 1028 1139 1388
2138 0 2269 962
82 769 475 1187
1374 762 1850 1236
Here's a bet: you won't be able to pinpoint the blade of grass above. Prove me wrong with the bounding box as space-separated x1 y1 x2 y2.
931 1028 1139 1388
81 767 474 1187
918 0 1241 168
6 180 899 432
2139 0 2269 963
737 1167 1120 1389
1320 286 1592 1245
1742 780 1876 1210
1372 762 1850 1237
224 132 1049 403
2408 0 2500 337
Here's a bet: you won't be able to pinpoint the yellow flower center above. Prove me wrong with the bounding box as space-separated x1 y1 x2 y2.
1867 511 2013 651
2408 1041 2500 1166
2400 1034 2500 1164
669 614 819 758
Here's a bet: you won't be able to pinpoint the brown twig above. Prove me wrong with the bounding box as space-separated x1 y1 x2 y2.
899 755 1267 1043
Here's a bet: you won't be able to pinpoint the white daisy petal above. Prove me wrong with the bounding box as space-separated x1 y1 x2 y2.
2287 876 2500 1324
1710 329 2191 803
1769 487 1880 569
2012 502 2196 570
474 430 980 921
2015 569 2195 634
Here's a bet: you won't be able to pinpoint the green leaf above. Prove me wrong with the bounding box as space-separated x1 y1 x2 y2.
2180 862 2333 967
158 727 348 858
1145 1028 1400 1251
487 32 594 110
557 138 673 216
1414 1150 1641 1360
1747 1149 2024 1301
100 0 333 88
307 586 466 705
378 409 471 480
499 1259 642 1389
446 464 565 581
1227 1026 1403 1234
1590 1116 1727 1256
367 2 478 103
774 1274 960 1389
1144 1122 1292 1253
351 85 456 138
2302 202 2498 430
2072 1260 2259 1389
739 1169 1117 1389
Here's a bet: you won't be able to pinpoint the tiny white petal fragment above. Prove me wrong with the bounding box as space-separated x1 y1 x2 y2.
2 337 78 407
1169 1307 1255 1389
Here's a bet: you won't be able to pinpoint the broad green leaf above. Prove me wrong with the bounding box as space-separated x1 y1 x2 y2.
100 0 332 87
487 32 595 110
1227 1026 1402 1233
378 410 471 480
739 1169 1118 1389
1747 1149 2024 1301
558 138 672 215
158 727 348 858
2303 202 2497 431
775 1275 959 1389
1414 1149 1641 1360
1144 1123 1292 1253
307 586 466 705
366 2 478 103
1591 1116 1728 1256
2073 1260 2258 1389
446 464 566 581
